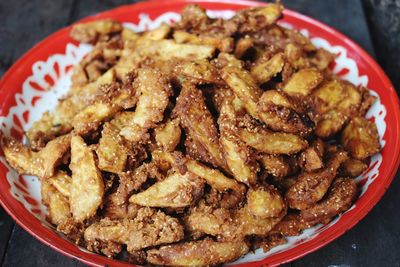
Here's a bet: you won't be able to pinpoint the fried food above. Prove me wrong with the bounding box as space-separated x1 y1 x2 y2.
3 2 382 265
3 134 70 179
147 239 249 266
282 68 323 97
341 117 380 159
84 207 184 252
41 178 71 225
26 69 115 149
70 19 123 44
286 150 348 210
300 178 358 224
173 82 228 171
218 100 258 186
48 171 71 198
120 68 172 142
258 89 314 135
247 186 286 218
185 204 283 241
153 120 181 152
251 52 285 85
70 135 104 222
259 154 296 178
340 158 368 177
129 171 204 208
237 126 308 155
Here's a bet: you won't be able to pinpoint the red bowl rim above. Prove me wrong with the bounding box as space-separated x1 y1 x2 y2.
0 0 399 266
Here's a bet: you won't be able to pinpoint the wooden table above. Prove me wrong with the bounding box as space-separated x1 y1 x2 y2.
0 0 399 266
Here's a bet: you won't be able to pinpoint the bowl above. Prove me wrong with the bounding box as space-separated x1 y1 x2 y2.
0 0 399 266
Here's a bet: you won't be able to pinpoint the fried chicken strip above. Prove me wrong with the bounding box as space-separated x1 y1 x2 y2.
147 238 249 266
84 207 184 252
3 134 71 179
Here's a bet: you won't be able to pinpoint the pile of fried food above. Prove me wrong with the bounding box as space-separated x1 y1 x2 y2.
2 2 381 266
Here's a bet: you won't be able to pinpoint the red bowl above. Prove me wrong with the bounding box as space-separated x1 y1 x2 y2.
0 0 399 266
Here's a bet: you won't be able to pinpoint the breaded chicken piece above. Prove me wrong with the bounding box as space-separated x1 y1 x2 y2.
41 177 70 225
129 171 204 208
27 69 115 149
3 134 71 179
103 163 161 219
341 117 380 160
84 207 184 252
185 203 283 241
173 82 229 172
70 19 123 44
218 99 258 186
147 238 249 266
120 68 172 142
70 136 104 222
258 90 314 136
286 150 348 210
300 177 358 224
237 126 308 155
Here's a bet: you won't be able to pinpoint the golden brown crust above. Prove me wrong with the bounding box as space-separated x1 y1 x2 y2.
300 177 358 224
173 82 228 171
341 117 380 160
70 135 104 222
147 238 249 266
3 134 71 179
84 207 184 252
285 150 348 210
129 171 204 208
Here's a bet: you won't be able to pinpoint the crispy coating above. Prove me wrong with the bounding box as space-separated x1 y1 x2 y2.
247 186 286 218
84 207 184 252
283 68 323 97
237 126 308 155
96 123 128 173
300 177 358 224
218 100 258 186
135 39 215 61
27 69 115 149
221 66 263 121
232 3 283 34
341 117 380 160
147 238 249 266
173 82 228 171
258 90 314 135
70 136 104 222
340 158 368 177
103 164 159 219
152 151 246 196
310 80 362 138
3 134 70 179
153 120 182 152
173 30 234 52
286 150 348 210
70 19 123 44
41 178 70 225
259 154 294 178
129 171 204 208
120 68 172 142
185 204 283 241
269 213 313 236
251 52 285 85
49 171 71 198
300 144 324 172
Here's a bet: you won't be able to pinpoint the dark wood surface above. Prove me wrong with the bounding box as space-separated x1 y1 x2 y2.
0 0 399 266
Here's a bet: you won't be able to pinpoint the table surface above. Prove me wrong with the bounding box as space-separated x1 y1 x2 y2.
0 0 399 266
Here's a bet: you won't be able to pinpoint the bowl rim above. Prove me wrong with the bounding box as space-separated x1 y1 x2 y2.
0 0 399 266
